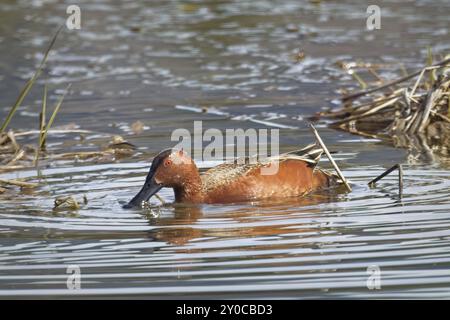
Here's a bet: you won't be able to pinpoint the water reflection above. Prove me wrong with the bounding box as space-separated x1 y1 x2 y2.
0 162 450 298
147 193 341 245
0 0 450 298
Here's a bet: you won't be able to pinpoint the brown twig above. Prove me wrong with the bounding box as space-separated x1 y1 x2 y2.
342 57 450 102
6 149 25 166
368 164 404 198
310 124 352 192
0 178 38 188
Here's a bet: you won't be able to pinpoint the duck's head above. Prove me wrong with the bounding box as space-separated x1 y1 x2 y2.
124 148 196 208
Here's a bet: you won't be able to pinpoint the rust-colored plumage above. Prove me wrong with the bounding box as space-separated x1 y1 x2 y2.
125 144 340 208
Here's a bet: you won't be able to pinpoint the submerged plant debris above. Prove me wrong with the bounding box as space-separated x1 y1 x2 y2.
319 55 450 163
0 27 144 205
0 130 32 172
53 196 80 210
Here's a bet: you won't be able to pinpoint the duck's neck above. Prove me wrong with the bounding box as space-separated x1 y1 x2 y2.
173 168 204 203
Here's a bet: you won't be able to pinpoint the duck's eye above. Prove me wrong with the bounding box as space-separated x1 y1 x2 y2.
164 159 172 167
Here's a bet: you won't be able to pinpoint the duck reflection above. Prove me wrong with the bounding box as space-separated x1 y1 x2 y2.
145 191 342 246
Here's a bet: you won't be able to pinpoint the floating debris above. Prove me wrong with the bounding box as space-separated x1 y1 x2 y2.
320 56 450 160
0 178 38 189
0 165 27 172
368 164 404 198
294 50 306 63
108 135 135 149
54 196 80 210
155 194 166 205
131 120 145 135
285 24 299 33
129 26 141 33
179 3 199 13
0 26 140 199
14 127 92 137
6 149 25 166
0 131 19 155
105 135 136 157
50 151 109 160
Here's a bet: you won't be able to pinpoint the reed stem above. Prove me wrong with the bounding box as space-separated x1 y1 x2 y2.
0 26 62 133
310 124 352 192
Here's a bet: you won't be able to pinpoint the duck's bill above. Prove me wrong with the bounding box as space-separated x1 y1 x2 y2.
123 176 162 209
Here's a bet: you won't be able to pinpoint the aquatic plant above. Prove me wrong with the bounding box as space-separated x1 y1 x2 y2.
0 26 62 133
321 55 450 161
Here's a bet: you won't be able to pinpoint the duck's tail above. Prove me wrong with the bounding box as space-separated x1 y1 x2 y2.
257 142 323 166
283 143 324 167
284 143 345 187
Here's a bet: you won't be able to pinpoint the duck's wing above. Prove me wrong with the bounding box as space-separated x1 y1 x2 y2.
273 143 323 168
200 143 326 192
201 162 261 193
281 143 342 183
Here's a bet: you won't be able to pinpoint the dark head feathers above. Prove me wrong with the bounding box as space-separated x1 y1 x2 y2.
149 149 172 172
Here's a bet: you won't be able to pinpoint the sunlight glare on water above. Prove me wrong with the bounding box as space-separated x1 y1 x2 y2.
0 0 450 298
1 161 450 298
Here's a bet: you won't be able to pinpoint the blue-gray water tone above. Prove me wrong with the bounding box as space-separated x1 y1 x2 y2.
0 0 449 298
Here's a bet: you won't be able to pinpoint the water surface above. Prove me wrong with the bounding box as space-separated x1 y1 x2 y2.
0 0 450 298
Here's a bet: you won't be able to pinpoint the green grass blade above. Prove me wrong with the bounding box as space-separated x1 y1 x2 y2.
39 85 47 149
34 85 47 164
1 25 63 133
1 79 35 133
40 84 71 149
351 71 367 89
427 46 437 85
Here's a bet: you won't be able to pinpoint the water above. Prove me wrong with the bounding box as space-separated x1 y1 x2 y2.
1 0 450 298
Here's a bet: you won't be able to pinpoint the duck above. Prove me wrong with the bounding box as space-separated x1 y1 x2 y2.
124 143 341 208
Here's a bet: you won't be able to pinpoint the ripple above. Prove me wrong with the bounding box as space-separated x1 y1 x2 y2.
1 161 450 298
1 0 450 299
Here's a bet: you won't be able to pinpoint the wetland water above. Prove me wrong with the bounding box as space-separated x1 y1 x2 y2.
0 0 450 298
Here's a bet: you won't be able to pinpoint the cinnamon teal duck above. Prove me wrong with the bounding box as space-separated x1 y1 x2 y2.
124 143 341 208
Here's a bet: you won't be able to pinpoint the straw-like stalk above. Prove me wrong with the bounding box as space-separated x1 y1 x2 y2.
34 85 47 165
39 84 71 151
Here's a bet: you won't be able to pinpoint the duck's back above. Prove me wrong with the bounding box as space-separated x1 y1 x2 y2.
200 144 338 203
